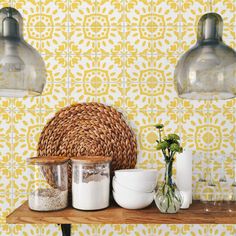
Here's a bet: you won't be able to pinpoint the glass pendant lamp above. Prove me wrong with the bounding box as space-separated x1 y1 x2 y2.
174 13 236 100
0 7 46 97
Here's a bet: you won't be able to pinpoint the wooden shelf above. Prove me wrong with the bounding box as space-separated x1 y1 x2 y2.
6 201 236 225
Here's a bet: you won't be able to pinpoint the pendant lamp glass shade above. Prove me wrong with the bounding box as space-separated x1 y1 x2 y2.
174 13 236 100
0 7 46 97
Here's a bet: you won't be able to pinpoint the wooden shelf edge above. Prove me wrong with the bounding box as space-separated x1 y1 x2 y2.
6 201 236 225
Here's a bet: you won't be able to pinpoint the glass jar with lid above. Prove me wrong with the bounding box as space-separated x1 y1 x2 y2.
27 156 69 211
71 156 112 210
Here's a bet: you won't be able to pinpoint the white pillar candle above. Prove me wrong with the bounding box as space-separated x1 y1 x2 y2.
179 191 191 209
176 149 192 208
179 190 192 209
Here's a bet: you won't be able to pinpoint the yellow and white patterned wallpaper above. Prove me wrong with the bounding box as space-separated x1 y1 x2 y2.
0 0 235 235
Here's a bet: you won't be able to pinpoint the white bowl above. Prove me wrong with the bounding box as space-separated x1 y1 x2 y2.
113 177 154 198
115 169 158 183
113 176 156 193
113 190 154 209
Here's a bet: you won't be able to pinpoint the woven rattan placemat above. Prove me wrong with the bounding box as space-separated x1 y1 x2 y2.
37 102 137 189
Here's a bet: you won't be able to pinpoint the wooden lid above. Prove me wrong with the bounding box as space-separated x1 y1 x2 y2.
27 156 70 165
71 156 112 164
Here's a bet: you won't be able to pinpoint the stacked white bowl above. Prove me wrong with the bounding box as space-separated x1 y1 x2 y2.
112 169 158 209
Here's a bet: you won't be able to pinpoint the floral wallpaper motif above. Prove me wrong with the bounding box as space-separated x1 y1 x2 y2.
0 0 235 235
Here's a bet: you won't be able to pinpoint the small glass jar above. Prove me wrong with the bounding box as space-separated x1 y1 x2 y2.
27 156 69 211
72 156 112 210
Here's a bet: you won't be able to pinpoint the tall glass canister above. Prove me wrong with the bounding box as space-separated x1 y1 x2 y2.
72 156 112 210
27 156 69 211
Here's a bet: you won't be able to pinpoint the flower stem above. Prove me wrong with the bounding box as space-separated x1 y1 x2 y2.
165 161 173 186
159 129 162 142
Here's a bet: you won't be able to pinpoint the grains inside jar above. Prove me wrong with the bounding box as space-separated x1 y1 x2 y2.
29 188 68 211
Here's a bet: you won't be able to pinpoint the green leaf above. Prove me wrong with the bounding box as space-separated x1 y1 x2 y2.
167 134 180 141
155 124 164 129
156 143 163 150
170 143 181 152
157 141 169 150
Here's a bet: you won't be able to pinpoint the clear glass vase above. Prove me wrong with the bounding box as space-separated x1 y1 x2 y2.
154 161 182 213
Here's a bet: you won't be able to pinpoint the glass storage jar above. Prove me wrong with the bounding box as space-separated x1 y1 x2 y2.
72 156 112 210
27 156 69 211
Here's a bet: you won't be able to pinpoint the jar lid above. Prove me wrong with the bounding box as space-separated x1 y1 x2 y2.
71 156 112 164
27 156 70 165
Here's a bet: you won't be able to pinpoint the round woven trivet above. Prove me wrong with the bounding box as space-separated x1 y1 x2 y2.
37 102 137 189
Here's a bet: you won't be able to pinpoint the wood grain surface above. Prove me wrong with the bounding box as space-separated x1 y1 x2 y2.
6 201 236 224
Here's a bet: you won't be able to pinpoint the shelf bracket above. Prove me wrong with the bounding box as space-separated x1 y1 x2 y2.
61 224 71 236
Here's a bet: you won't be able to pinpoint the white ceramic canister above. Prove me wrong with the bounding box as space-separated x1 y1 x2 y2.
71 156 112 210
